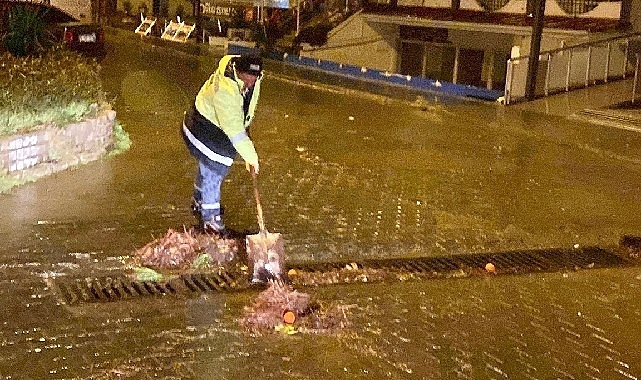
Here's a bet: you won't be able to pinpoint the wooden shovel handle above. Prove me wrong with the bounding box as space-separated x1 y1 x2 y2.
251 167 266 234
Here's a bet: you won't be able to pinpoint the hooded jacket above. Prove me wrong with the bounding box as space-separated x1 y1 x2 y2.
182 55 263 169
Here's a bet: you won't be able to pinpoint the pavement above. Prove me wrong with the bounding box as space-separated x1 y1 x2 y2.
513 76 641 131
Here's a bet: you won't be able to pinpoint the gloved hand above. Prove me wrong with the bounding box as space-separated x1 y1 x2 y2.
245 162 259 174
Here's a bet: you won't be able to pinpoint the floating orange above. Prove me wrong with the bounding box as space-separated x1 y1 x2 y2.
485 263 496 273
283 310 296 324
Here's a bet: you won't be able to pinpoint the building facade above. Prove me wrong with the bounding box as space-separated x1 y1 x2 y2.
299 0 634 96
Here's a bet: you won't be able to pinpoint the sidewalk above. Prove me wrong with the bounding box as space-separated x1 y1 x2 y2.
513 77 641 131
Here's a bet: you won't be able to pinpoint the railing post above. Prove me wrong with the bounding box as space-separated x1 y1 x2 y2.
585 46 592 87
623 39 629 79
565 49 572 91
633 53 639 104
544 52 551 96
505 59 513 104
604 42 611 83
453 47 460 84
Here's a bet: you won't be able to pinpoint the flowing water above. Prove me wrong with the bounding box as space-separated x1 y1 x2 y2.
1 29 641 378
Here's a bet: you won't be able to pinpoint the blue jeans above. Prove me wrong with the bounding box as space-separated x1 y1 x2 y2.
193 160 231 224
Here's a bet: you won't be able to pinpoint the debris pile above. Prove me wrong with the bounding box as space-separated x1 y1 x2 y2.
133 228 241 270
620 235 641 259
286 262 417 286
239 282 351 334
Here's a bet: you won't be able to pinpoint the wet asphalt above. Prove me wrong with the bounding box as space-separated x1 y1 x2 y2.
1 29 641 378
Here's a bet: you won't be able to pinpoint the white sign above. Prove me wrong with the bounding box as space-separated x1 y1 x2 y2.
202 0 290 11
201 4 233 16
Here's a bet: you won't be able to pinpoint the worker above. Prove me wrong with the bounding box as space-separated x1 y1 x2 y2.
181 54 263 234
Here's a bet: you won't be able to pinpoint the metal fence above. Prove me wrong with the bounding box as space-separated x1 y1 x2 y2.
504 32 641 104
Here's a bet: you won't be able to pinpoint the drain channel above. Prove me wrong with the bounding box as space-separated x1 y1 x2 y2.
53 272 248 305
289 247 629 278
52 247 633 305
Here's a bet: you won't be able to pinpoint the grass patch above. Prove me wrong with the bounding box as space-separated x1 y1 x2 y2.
0 175 36 194
0 48 107 135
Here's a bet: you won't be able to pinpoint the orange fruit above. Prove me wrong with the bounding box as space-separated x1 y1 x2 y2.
283 310 296 324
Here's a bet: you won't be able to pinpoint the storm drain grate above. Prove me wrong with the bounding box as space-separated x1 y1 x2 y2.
287 246 633 280
52 247 634 304
53 272 249 305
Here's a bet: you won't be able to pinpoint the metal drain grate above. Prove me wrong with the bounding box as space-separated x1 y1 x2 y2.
52 247 633 305
53 272 249 305
288 247 631 278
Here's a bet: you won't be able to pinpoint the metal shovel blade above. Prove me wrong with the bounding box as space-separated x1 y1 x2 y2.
246 230 285 283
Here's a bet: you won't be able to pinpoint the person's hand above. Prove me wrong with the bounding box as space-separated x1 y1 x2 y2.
246 162 259 174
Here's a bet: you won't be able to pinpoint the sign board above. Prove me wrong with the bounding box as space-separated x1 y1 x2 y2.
161 20 196 42
201 0 290 11
201 4 234 16
135 16 156 36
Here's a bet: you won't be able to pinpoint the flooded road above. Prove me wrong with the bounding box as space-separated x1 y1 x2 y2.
1 29 641 378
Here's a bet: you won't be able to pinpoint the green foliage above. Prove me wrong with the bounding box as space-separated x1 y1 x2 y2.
134 266 164 282
191 253 211 269
0 49 106 135
4 4 47 56
251 23 268 48
109 120 132 156
0 175 36 194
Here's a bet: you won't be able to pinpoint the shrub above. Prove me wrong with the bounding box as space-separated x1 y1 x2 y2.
0 48 107 135
4 4 47 56
175 4 185 19
160 3 169 17
123 0 133 15
138 2 148 16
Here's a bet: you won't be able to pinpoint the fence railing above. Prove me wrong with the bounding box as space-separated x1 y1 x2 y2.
504 32 641 105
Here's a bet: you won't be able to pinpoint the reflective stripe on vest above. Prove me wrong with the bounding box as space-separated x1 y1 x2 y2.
182 123 234 167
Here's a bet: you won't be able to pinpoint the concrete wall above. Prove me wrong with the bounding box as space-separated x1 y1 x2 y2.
300 13 400 72
0 110 116 181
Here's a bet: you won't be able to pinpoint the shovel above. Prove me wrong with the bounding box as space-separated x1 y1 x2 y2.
245 168 285 283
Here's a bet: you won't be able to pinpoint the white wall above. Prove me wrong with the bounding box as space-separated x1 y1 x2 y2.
448 29 514 51
301 14 400 71
51 0 92 21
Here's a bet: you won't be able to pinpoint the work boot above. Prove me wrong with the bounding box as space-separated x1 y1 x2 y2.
203 214 226 235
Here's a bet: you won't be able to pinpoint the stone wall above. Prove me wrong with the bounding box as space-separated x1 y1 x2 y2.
0 109 117 182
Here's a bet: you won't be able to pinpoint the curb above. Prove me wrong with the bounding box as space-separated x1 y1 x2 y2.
0 109 117 192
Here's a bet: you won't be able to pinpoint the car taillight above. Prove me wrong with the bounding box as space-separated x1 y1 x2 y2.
63 29 74 43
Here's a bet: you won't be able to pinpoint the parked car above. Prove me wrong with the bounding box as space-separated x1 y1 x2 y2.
0 0 105 56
